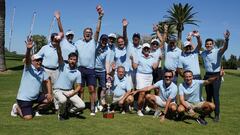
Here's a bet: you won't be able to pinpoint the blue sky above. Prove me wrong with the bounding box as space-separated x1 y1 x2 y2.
5 0 240 59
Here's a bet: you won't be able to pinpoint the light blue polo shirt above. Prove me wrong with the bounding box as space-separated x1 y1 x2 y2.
201 48 222 72
178 48 200 75
154 80 178 102
16 65 49 101
54 63 81 90
179 80 204 103
113 47 130 72
150 48 162 63
95 44 110 72
164 43 182 71
60 38 77 61
127 42 142 65
136 54 155 74
36 43 59 68
112 75 131 97
75 39 96 69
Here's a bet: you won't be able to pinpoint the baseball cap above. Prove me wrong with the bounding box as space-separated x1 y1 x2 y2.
142 43 151 49
108 33 117 39
168 35 177 42
132 33 141 39
100 34 109 41
32 54 43 61
183 41 192 47
151 39 160 45
65 30 74 36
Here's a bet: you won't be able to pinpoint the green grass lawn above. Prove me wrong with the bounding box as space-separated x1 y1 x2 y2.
0 54 240 135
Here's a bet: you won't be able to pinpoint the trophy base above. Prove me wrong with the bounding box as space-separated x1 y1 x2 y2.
103 112 114 119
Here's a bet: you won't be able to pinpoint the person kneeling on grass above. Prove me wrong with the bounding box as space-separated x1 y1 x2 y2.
133 70 178 122
106 66 134 114
177 70 216 125
11 36 53 120
53 51 85 120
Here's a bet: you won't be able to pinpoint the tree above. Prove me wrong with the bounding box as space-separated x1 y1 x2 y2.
151 20 177 40
32 35 48 54
215 39 225 48
141 35 152 44
0 0 6 71
227 54 237 69
237 56 240 68
165 3 199 48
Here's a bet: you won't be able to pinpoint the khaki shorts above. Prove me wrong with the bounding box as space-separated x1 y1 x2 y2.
113 95 124 104
185 101 205 110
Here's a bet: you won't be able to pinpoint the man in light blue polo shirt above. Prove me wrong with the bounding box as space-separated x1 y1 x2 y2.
11 37 53 120
55 11 77 62
106 33 116 77
200 30 230 122
178 70 217 125
178 30 202 79
36 32 63 84
75 5 104 115
95 34 111 111
53 52 85 120
111 66 134 114
153 24 181 84
134 70 178 122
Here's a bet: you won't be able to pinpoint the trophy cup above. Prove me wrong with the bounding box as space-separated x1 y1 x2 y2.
103 77 114 119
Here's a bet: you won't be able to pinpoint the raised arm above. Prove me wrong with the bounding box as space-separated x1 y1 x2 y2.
153 24 168 49
94 5 104 42
55 33 64 65
25 36 34 66
122 18 128 45
219 30 230 55
192 30 202 51
55 11 64 33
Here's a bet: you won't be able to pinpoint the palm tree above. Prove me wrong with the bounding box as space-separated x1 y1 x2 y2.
165 3 199 48
0 0 7 72
151 20 177 40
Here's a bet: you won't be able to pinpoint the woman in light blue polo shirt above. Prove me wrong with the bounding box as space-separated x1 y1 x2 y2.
132 43 159 116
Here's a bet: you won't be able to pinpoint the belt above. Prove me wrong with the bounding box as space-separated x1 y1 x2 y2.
206 72 220 75
42 65 58 70
53 88 72 91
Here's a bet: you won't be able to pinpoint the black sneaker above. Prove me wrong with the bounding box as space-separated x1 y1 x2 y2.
213 115 220 122
58 114 69 121
196 117 208 125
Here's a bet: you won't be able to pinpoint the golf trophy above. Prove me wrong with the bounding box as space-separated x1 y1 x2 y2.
103 77 114 119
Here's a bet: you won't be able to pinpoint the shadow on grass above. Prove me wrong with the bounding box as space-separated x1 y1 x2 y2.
8 65 24 71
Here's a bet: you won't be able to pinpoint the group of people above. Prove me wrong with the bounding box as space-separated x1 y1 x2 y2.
10 5 230 126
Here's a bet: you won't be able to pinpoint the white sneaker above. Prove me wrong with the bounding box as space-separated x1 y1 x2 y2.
35 111 42 117
11 103 18 117
97 105 103 112
90 112 96 116
153 110 161 118
121 111 126 114
95 106 98 113
137 110 144 116
145 106 151 113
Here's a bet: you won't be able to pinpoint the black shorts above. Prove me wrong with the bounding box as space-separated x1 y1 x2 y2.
17 94 45 116
78 66 96 87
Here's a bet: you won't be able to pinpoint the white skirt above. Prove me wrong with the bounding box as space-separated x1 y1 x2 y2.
136 73 153 89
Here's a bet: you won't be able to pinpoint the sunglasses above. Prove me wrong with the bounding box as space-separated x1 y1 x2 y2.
164 76 172 78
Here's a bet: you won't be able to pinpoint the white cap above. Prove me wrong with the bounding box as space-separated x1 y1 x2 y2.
142 43 151 49
108 33 117 38
183 41 192 47
151 39 160 44
65 30 74 36
32 54 42 60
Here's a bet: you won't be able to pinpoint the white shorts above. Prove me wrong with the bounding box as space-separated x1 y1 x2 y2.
44 68 59 85
113 95 124 104
136 73 153 89
155 96 176 108
126 71 134 90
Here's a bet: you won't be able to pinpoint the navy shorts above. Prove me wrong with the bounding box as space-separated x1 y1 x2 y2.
17 94 45 116
96 71 106 88
78 66 96 87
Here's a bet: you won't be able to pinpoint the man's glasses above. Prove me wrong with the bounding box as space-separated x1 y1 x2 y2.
164 76 172 78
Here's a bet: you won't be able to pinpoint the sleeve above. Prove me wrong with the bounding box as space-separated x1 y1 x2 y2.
43 70 50 81
36 45 45 58
153 81 161 88
126 80 132 91
76 71 82 84
196 80 204 85
178 84 184 96
177 57 183 68
169 85 178 99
